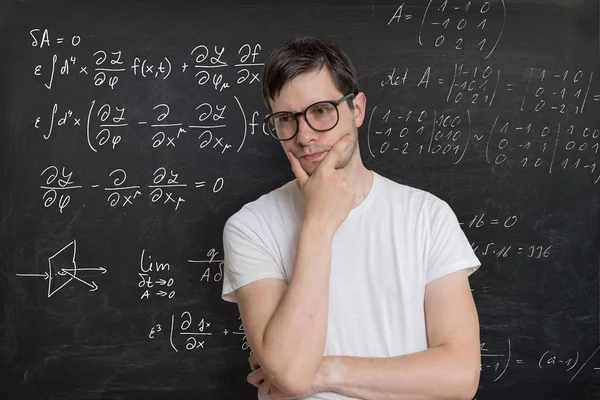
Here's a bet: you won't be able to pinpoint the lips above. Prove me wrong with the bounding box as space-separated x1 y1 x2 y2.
301 151 326 161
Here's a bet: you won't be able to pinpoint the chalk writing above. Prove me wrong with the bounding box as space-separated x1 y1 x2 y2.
15 240 107 297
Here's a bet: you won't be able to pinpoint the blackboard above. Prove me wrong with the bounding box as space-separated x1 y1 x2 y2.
1 0 599 399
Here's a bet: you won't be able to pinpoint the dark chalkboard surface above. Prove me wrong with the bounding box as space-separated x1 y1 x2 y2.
1 0 599 399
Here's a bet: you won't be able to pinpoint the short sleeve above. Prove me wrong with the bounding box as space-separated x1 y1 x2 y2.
425 197 481 285
221 207 285 303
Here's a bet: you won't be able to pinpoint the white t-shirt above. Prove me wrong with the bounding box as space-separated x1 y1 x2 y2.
221 170 481 400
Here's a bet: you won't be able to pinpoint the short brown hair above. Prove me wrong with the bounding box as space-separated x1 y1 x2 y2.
260 36 359 110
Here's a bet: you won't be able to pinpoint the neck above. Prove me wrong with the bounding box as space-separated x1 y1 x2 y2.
338 158 374 209
351 167 374 209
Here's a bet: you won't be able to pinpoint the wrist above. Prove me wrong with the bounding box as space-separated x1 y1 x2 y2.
301 218 336 241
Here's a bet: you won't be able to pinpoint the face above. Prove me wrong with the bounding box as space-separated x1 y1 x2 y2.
268 67 367 176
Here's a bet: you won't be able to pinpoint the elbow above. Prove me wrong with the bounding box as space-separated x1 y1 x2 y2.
456 364 480 399
259 336 323 396
264 356 320 397
444 342 480 399
273 377 313 398
443 353 480 400
269 359 320 397
249 358 309 397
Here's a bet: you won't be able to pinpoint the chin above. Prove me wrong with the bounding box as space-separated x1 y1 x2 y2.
305 166 318 177
304 159 350 176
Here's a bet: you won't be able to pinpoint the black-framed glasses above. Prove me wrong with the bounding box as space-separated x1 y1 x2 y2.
263 93 355 141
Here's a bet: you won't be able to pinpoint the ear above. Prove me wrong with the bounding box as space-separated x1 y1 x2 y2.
351 92 367 128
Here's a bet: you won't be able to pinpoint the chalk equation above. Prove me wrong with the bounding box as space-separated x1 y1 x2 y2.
137 247 226 300
30 28 263 91
380 64 598 116
471 242 553 259
388 0 506 59
36 97 265 153
461 213 518 229
480 338 512 382
15 239 107 297
538 345 600 385
367 107 600 184
148 311 214 352
480 341 599 385
40 165 225 212
224 316 250 353
149 312 248 352
188 248 224 284
139 248 176 300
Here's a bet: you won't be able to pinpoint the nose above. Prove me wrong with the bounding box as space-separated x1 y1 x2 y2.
294 114 319 146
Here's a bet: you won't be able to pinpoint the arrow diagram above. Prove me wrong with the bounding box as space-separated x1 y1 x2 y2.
46 240 106 296
15 240 108 297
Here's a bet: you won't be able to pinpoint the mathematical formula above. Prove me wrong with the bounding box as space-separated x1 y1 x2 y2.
41 166 225 212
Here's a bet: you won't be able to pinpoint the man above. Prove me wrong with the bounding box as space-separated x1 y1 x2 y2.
221 36 481 399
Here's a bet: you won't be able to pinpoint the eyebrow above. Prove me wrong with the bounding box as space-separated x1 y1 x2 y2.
273 96 337 114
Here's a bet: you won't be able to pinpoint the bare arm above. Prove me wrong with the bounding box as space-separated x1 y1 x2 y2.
236 134 357 396
316 270 481 399
237 222 334 395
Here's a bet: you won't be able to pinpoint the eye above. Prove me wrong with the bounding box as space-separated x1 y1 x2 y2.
273 113 293 124
310 103 334 117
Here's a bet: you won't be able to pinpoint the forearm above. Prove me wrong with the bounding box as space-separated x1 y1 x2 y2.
262 220 333 392
322 346 480 400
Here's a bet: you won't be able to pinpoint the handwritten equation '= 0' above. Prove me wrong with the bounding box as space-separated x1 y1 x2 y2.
40 166 225 212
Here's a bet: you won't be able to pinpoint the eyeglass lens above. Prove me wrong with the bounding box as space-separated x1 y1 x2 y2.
268 101 339 140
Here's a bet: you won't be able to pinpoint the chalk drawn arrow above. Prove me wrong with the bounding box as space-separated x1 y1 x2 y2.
58 269 98 291
60 267 107 274
16 272 50 280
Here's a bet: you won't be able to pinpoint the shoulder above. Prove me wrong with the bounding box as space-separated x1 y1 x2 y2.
374 172 449 213
224 179 299 234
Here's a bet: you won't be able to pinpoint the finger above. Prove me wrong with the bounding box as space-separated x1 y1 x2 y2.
248 353 260 371
318 134 353 171
247 368 266 388
287 151 309 186
258 379 273 395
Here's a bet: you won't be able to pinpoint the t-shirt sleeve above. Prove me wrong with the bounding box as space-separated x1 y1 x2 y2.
425 196 481 285
221 207 285 303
